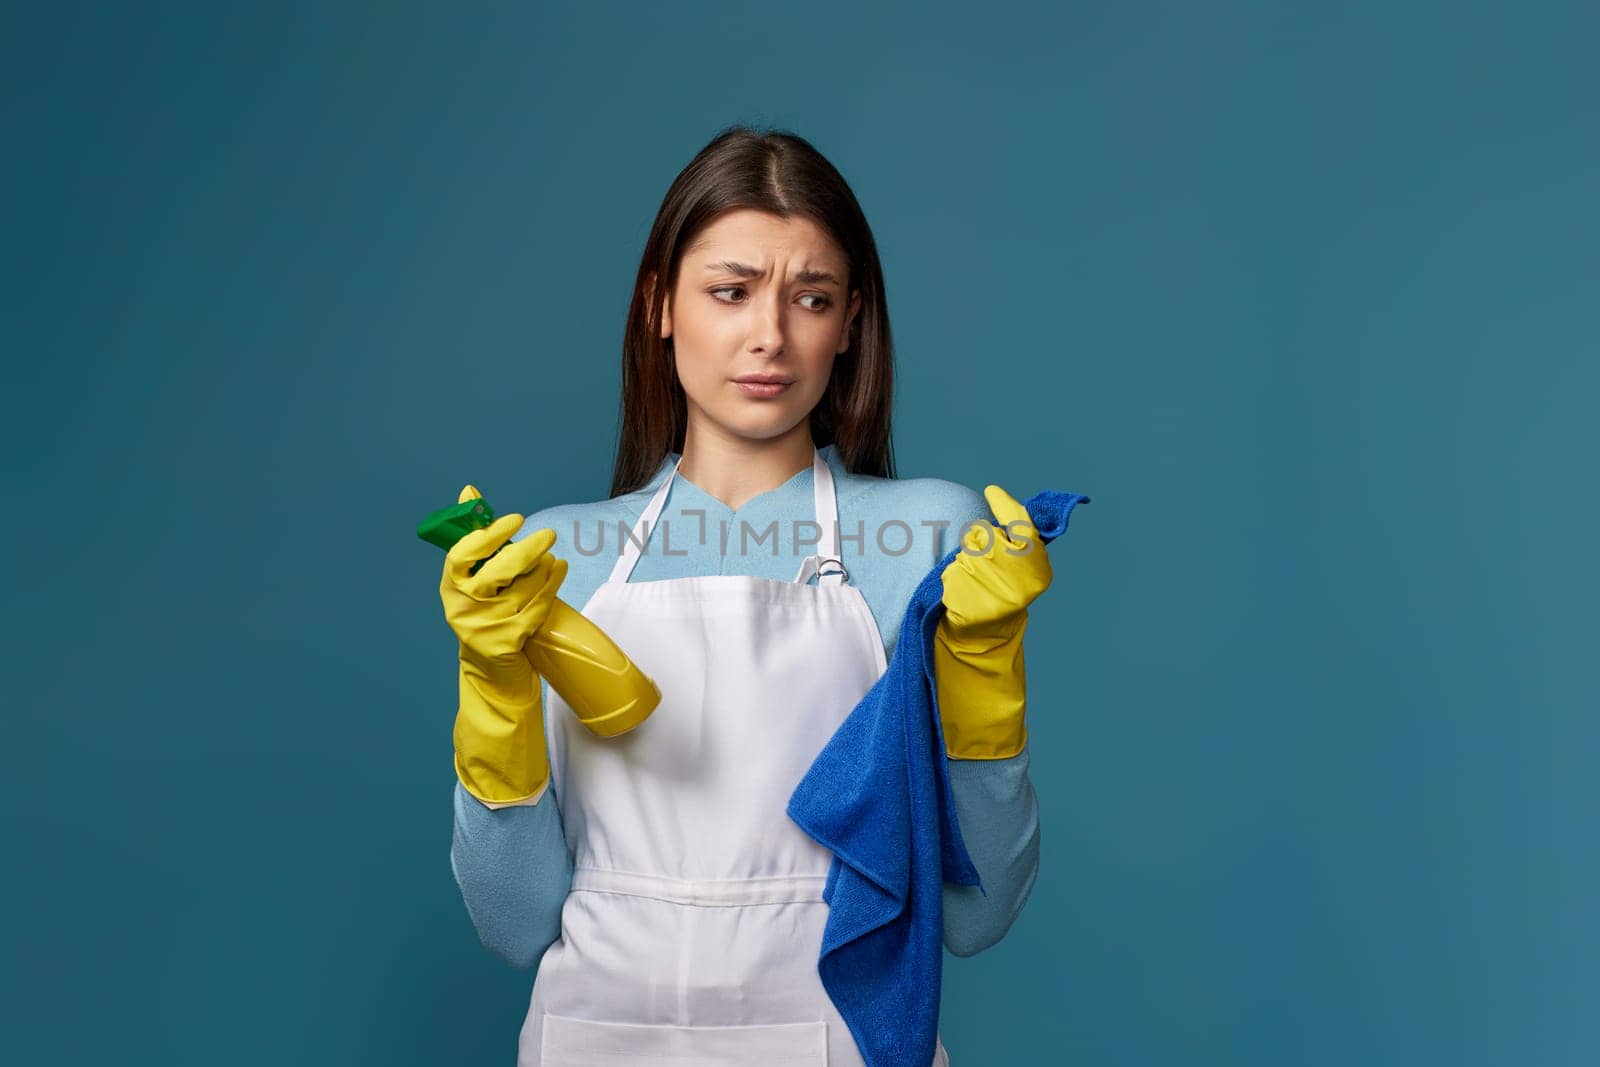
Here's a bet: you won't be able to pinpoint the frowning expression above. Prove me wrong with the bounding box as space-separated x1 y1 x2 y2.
661 209 862 443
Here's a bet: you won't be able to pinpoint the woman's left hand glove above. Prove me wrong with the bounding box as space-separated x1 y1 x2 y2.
934 484 1052 759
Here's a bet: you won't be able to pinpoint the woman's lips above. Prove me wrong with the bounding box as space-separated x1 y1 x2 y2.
734 380 792 398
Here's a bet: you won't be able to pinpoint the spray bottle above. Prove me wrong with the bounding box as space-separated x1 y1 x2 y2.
418 491 659 738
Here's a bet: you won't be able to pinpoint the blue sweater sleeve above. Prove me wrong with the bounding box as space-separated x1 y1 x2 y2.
940 747 1041 957
447 506 584 970
930 479 1042 957
449 778 573 969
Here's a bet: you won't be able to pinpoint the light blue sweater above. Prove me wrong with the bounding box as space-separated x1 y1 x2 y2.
449 443 1042 968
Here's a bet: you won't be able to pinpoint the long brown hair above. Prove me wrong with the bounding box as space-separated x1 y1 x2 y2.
609 125 897 498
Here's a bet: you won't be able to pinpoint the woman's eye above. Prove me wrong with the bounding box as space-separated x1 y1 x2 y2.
708 287 831 311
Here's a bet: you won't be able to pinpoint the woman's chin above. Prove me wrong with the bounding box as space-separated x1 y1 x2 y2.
709 405 808 443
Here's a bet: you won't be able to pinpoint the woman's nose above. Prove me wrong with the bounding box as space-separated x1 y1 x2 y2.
749 291 786 353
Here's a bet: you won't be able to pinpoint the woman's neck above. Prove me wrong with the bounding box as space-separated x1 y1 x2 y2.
677 421 816 512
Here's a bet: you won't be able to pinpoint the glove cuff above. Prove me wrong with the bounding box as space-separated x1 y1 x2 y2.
454 657 551 805
933 616 1029 760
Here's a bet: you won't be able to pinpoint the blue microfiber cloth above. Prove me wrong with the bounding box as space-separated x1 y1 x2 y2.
787 488 1088 1067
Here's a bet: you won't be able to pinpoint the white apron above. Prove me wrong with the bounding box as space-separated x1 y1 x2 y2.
518 447 951 1066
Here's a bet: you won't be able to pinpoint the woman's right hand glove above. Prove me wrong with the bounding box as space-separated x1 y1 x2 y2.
439 485 569 807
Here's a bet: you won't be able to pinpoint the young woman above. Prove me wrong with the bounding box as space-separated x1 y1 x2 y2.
442 126 1054 1066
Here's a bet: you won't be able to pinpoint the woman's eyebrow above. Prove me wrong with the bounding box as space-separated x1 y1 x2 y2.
703 260 840 286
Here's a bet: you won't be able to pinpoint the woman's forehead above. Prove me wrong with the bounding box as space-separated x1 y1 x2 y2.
684 209 846 269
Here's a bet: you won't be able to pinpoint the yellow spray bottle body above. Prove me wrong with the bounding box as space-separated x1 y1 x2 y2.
527 598 660 737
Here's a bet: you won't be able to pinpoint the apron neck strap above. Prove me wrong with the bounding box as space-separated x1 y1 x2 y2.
608 447 845 587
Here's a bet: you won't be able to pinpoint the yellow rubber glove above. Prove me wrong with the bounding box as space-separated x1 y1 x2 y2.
934 484 1053 759
439 485 569 807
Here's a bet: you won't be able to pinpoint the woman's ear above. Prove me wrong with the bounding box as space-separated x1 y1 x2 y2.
837 289 862 354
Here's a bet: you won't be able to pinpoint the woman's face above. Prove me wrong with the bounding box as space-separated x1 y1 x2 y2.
660 209 861 446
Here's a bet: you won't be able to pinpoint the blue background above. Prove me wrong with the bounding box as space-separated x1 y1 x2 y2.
5 2 1595 1063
